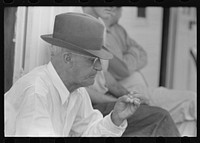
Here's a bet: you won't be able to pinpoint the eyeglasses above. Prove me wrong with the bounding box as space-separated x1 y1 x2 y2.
70 52 100 66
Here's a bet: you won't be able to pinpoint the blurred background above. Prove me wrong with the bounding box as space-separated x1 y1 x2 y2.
4 6 196 93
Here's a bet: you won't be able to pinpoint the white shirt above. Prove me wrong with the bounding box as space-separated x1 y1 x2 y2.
4 62 127 137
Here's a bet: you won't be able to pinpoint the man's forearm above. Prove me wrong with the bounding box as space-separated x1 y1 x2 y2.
86 87 117 104
104 71 129 98
107 83 129 98
108 56 130 79
124 36 148 72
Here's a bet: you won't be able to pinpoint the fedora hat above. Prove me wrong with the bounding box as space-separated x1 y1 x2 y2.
41 12 113 60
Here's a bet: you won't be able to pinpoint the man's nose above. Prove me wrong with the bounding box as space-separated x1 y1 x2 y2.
93 59 102 71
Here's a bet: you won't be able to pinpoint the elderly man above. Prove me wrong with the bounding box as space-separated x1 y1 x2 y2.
84 7 196 136
82 7 180 137
4 12 143 137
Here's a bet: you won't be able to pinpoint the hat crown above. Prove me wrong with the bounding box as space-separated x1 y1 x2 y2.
53 12 104 51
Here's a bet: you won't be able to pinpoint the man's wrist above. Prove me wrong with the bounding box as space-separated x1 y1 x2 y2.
111 111 124 127
122 89 129 95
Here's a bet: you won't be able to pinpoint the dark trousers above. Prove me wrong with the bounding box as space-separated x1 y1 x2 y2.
93 103 180 137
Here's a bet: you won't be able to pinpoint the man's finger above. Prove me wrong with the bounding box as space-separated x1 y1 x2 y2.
128 92 149 104
118 95 128 100
133 98 141 106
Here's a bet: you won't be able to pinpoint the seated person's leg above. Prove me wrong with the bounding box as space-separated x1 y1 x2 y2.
122 105 180 137
93 103 180 137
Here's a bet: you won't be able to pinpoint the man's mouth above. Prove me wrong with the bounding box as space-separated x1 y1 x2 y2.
89 73 97 78
105 9 112 13
105 10 115 16
89 75 96 78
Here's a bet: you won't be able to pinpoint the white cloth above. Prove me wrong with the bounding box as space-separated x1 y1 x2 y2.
4 62 127 137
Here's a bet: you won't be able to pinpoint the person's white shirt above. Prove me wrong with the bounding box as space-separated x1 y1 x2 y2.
4 62 127 137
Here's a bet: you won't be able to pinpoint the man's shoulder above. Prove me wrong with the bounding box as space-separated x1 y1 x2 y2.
5 65 50 101
112 23 124 30
109 23 127 39
15 65 50 91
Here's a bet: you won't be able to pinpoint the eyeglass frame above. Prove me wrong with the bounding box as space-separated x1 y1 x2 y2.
69 51 100 66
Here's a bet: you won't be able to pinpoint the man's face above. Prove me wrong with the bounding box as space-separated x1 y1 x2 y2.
113 7 122 23
70 53 102 87
93 7 114 19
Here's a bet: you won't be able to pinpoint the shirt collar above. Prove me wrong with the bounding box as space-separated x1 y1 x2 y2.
47 61 70 104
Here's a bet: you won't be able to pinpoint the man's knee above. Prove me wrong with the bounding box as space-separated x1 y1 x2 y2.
147 106 172 119
129 105 172 123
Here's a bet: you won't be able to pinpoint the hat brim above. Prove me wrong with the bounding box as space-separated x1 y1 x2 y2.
41 34 113 60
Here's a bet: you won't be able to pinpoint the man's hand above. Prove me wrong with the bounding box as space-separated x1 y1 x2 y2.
129 91 149 105
129 91 150 105
111 95 141 126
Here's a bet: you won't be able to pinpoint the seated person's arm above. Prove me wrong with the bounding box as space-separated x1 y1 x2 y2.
108 55 130 80
86 87 117 104
104 71 129 98
106 24 148 81
109 24 147 75
126 37 148 70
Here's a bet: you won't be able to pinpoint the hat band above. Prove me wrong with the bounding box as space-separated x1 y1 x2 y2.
53 32 103 51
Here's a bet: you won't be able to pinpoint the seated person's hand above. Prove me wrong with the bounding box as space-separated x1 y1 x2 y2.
111 95 141 126
128 91 150 105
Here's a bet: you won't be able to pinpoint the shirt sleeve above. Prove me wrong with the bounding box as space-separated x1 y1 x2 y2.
69 88 127 137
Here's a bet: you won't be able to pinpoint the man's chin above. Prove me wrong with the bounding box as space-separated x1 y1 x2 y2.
83 78 95 87
88 78 95 85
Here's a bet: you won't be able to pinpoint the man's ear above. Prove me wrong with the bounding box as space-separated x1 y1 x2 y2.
63 52 72 64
